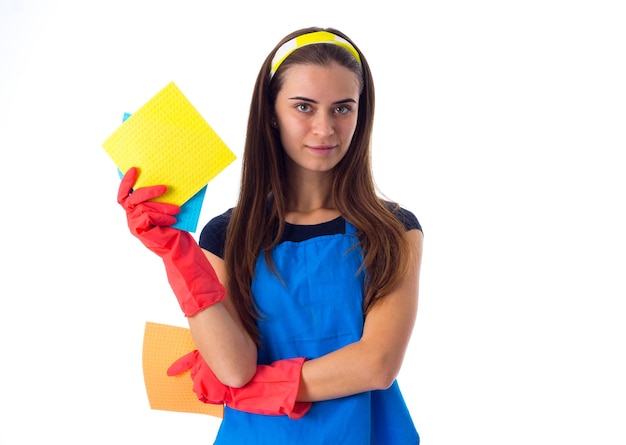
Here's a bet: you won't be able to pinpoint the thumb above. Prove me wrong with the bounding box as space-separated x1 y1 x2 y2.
117 167 138 204
167 350 197 376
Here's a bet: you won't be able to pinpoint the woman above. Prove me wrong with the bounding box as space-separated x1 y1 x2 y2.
118 26 423 444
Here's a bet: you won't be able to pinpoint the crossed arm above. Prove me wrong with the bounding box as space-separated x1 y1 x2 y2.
187 228 423 400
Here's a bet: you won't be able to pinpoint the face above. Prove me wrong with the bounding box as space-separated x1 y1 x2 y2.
274 63 360 176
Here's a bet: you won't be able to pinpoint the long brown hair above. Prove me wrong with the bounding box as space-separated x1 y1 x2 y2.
225 27 411 344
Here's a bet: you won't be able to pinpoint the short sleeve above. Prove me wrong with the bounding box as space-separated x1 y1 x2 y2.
198 208 233 259
384 201 422 233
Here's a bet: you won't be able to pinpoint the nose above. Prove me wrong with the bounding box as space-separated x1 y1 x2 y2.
311 111 334 137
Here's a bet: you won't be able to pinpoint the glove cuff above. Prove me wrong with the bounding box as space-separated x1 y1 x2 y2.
161 230 226 316
228 357 311 419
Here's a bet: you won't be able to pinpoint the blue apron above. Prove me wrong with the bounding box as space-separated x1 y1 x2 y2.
214 221 418 444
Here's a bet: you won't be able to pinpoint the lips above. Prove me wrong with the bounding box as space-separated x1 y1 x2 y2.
307 144 336 152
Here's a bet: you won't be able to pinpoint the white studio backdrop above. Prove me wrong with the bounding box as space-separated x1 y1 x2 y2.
1 0 625 444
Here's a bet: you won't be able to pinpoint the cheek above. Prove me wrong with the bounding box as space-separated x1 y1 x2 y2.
279 118 306 142
278 125 301 153
342 120 358 144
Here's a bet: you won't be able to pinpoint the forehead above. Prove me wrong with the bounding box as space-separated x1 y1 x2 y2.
277 63 361 100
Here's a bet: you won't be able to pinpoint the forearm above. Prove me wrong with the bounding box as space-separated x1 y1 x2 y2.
117 172 258 387
297 339 404 402
187 302 257 388
185 248 258 388
298 229 422 402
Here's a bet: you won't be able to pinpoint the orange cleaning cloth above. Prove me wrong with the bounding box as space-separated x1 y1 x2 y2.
142 321 224 418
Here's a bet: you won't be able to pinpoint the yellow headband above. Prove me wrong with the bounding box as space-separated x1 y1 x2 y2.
270 31 361 79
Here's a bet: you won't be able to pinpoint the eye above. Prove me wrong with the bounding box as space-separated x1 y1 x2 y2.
296 103 312 112
335 105 351 115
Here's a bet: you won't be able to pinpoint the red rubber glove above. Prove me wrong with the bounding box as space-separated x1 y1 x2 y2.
117 167 226 316
167 350 311 419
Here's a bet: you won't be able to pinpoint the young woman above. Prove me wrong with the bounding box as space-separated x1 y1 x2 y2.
118 26 423 444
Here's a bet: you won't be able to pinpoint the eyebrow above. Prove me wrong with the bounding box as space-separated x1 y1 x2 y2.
287 96 357 105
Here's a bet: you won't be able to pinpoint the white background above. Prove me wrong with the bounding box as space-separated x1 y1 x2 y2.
1 0 625 444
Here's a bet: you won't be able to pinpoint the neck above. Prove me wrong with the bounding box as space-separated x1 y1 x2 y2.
284 172 338 224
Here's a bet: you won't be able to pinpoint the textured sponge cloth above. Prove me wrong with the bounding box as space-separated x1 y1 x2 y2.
102 82 236 206
142 321 224 418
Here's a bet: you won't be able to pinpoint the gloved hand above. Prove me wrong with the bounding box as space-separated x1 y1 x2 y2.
117 167 226 316
167 350 311 419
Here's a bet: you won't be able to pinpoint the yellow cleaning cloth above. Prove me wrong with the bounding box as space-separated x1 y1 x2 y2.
142 321 224 418
102 82 236 206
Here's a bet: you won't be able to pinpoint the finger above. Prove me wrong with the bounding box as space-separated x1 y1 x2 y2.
117 167 138 204
125 184 168 207
140 211 178 229
127 208 177 233
167 351 197 376
141 201 181 217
